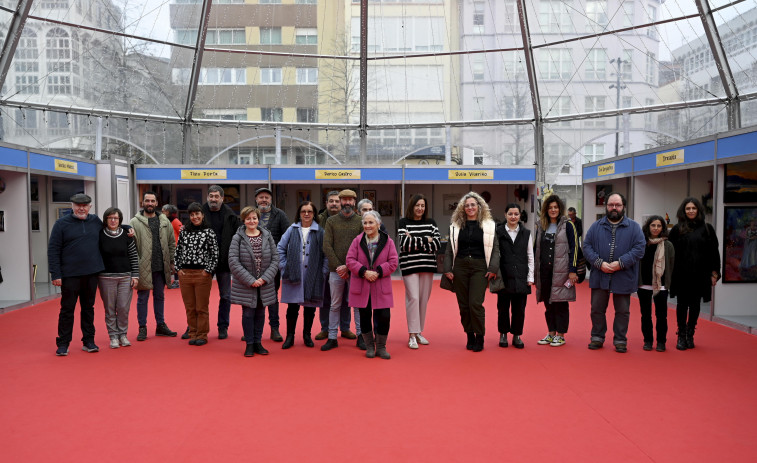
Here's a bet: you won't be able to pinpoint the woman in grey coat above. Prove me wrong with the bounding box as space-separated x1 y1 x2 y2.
229 206 280 357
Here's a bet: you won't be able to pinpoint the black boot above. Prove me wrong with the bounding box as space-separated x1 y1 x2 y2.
375 334 391 359
282 334 295 349
244 344 255 357
303 308 315 347
472 333 484 352
686 326 696 349
676 331 688 351
303 333 314 348
282 313 297 349
466 332 475 350
253 343 269 355
270 327 283 342
362 332 376 358
357 335 367 350
181 327 190 340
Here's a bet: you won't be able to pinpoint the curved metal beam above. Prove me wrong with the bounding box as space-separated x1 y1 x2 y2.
205 135 341 165
182 0 214 162
39 133 160 164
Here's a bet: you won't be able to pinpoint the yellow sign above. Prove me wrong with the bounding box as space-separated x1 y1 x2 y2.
54 159 78 174
656 149 684 167
180 170 227 179
448 170 494 180
315 169 361 180
597 163 615 176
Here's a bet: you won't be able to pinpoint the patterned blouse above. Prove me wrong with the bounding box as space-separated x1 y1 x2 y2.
249 234 263 278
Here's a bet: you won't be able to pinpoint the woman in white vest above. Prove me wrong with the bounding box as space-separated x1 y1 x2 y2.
443 192 499 352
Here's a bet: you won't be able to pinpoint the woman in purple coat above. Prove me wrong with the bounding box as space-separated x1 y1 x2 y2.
346 210 399 359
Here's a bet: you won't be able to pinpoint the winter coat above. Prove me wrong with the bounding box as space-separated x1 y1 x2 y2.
583 215 646 294
443 219 499 274
534 216 577 303
130 212 175 290
277 222 329 307
346 231 399 309
260 206 291 244
229 226 279 308
496 221 534 295
48 214 106 279
669 221 720 302
201 203 241 273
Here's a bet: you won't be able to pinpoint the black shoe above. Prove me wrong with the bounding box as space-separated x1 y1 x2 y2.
686 328 696 349
512 336 524 349
588 340 603 350
303 333 314 348
472 333 484 352
321 339 338 351
137 325 147 341
244 344 255 357
643 341 653 351
357 335 367 350
195 339 207 346
615 343 627 353
181 327 190 340
282 334 295 349
253 343 269 355
656 342 666 352
466 332 475 350
241 336 246 342
271 327 283 342
218 327 228 340
155 323 177 337
676 333 687 351
188 339 197 345
499 333 508 348
55 345 69 356
82 341 100 353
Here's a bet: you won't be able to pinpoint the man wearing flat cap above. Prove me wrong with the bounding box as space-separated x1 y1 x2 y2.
254 186 291 342
48 194 130 356
321 189 365 351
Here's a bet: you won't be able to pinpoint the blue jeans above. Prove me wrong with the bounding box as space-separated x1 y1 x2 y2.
328 272 360 339
216 271 232 329
590 289 631 345
319 278 351 332
242 298 266 344
137 271 166 327
267 270 281 329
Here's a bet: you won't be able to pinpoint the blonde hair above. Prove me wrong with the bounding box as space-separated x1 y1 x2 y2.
450 191 492 228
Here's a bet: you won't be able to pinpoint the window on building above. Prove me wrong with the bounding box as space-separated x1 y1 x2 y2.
175 29 198 45
644 98 654 128
297 108 318 123
539 0 573 33
646 52 656 85
353 17 444 53
46 29 78 95
296 0 318 3
584 96 606 127
203 110 247 121
585 49 607 80
538 49 572 80
503 0 521 33
473 146 485 165
473 2 485 34
646 5 657 39
622 96 633 108
542 96 572 126
295 28 317 45
622 1 634 28
586 0 608 33
621 49 633 80
503 51 526 78
584 143 605 163
14 109 37 135
296 67 318 84
260 27 282 45
184 68 245 85
48 112 70 136
260 68 283 85
15 29 39 95
256 148 277 164
259 0 281 3
261 108 283 122
472 55 484 81
501 96 523 119
40 1 68 8
205 28 245 45
473 97 485 120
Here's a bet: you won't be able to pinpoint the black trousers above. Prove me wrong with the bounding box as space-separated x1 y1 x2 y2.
544 301 569 334
497 293 527 336
452 257 488 335
676 292 701 332
638 288 668 343
359 298 390 336
57 273 99 346
285 303 316 335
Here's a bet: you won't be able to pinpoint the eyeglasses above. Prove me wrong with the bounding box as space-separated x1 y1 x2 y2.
106 216 120 221
301 211 314 215
607 204 623 209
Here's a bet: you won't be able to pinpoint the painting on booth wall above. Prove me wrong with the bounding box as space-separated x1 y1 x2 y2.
595 185 612 206
724 160 757 203
723 206 757 283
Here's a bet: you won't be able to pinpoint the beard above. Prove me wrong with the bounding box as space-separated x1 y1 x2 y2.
341 204 354 215
144 205 155 214
208 200 222 211
606 209 624 221
257 203 271 212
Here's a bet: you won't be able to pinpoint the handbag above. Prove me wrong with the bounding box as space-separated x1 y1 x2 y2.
576 247 587 283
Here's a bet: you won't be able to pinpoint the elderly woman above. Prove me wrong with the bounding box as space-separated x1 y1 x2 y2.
277 201 329 349
229 206 280 357
175 202 219 346
98 207 140 349
398 194 440 349
346 210 399 359
443 192 499 352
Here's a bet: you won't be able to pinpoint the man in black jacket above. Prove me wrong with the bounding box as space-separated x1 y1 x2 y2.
255 187 291 342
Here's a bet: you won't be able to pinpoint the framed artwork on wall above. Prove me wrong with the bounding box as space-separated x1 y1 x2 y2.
595 185 612 206
57 207 73 220
51 179 84 203
221 184 241 213
363 190 376 203
31 207 40 232
297 189 311 205
723 206 757 283
724 160 757 203
443 194 459 216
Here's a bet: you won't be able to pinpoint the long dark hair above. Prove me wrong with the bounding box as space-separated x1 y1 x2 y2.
297 201 319 224
539 195 565 230
102 207 123 229
676 197 705 234
404 194 427 221
185 202 209 230
642 215 668 240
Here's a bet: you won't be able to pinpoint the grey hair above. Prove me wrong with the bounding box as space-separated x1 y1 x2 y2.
327 190 340 199
357 198 373 211
208 185 224 196
362 210 382 225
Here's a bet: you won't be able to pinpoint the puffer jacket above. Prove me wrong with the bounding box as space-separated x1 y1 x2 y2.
130 211 175 290
229 226 279 308
534 216 577 303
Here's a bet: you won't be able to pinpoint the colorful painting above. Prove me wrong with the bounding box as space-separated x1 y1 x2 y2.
363 190 376 204
595 184 612 206
723 206 757 283
297 190 311 205
724 159 757 203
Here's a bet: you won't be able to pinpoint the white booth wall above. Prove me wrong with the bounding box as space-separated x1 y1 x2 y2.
0 170 31 307
582 179 629 230
633 167 715 225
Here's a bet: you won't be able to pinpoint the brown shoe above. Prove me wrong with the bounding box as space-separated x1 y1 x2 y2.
314 330 328 341
341 330 357 340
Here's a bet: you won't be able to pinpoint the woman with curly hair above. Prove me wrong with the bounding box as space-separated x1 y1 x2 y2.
443 192 499 352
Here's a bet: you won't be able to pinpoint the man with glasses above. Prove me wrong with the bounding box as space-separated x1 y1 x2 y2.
583 193 645 353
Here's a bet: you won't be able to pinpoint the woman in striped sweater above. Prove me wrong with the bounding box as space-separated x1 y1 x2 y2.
398 194 441 349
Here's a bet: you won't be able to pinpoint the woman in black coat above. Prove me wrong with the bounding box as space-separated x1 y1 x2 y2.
669 197 720 350
495 203 534 349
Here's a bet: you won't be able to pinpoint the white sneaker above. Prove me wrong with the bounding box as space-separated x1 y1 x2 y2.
119 335 131 347
550 335 566 347
537 334 554 345
408 336 419 349
415 333 429 345
109 337 120 349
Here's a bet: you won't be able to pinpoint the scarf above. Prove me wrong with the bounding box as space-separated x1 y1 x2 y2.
647 237 667 295
284 225 324 302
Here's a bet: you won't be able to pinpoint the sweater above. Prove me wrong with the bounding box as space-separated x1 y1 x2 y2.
48 214 106 280
174 226 219 275
99 229 139 278
397 218 441 276
323 212 363 272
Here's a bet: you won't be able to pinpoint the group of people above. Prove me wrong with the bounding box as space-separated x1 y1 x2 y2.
48 185 720 358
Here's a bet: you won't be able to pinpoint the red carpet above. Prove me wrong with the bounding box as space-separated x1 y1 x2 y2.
1 281 756 462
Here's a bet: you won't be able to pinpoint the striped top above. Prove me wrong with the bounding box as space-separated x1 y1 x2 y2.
397 218 441 276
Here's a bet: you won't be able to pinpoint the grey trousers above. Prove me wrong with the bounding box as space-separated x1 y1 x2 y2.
590 289 631 345
98 275 133 337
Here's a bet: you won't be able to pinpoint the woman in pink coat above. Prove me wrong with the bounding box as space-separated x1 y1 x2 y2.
346 210 399 359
